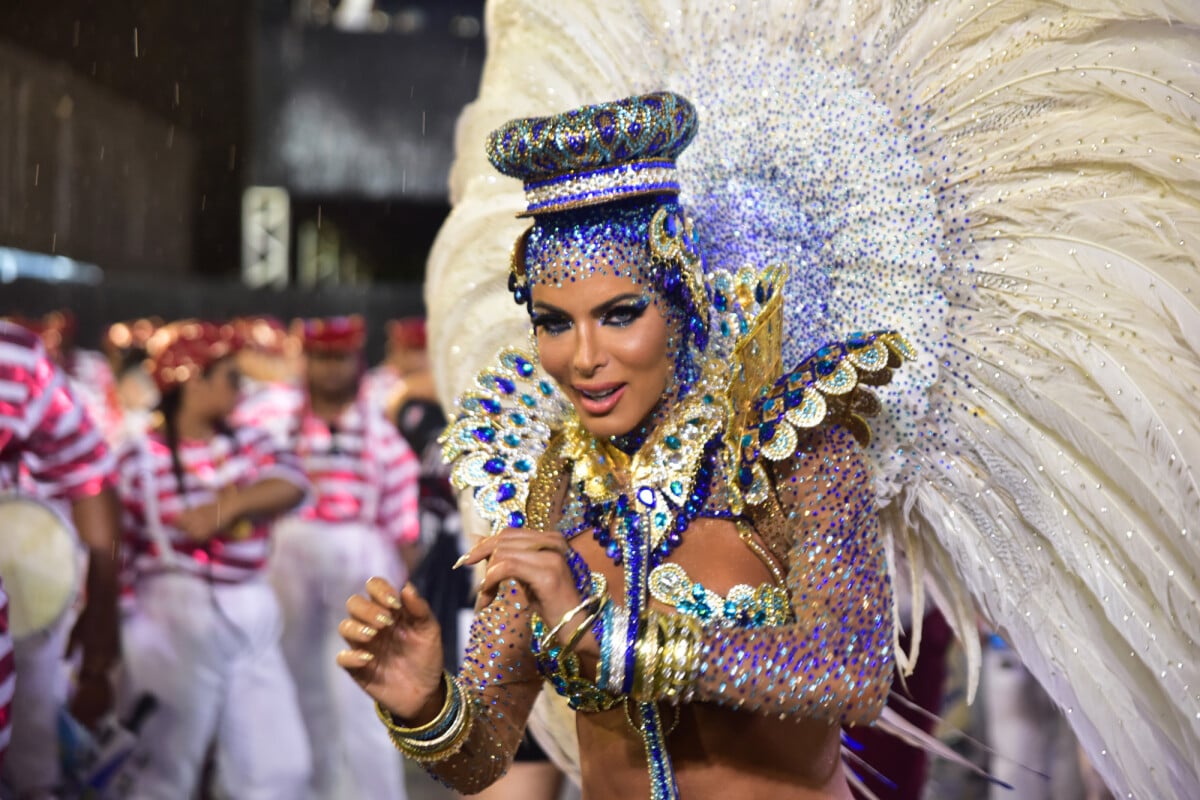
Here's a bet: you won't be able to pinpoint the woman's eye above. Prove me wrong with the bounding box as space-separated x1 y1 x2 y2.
532 314 570 335
603 303 647 327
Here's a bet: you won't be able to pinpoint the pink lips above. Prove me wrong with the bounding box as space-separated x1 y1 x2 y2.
574 382 626 416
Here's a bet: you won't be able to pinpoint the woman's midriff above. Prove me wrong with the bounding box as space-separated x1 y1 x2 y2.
575 705 852 799
567 517 854 799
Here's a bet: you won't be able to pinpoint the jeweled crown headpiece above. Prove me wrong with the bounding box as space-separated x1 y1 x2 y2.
486 91 697 217
486 91 710 354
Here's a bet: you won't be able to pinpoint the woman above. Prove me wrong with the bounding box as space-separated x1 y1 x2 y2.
339 94 909 799
115 320 311 799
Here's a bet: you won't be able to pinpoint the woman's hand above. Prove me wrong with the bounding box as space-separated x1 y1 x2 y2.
337 578 446 723
174 502 222 542
460 529 599 660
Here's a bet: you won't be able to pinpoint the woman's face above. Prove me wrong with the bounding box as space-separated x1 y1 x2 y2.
193 356 242 419
531 272 672 439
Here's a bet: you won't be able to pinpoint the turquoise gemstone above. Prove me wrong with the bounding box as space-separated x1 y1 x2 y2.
664 435 681 450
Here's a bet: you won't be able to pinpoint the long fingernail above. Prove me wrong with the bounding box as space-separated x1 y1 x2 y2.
452 554 469 570
356 650 375 662
375 612 395 627
384 593 402 610
361 625 378 638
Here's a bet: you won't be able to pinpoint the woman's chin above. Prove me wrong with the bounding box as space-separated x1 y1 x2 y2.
576 413 635 440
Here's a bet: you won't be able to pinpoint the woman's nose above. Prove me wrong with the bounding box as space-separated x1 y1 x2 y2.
572 325 605 375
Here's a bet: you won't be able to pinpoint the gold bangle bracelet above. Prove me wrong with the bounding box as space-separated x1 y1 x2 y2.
375 671 455 737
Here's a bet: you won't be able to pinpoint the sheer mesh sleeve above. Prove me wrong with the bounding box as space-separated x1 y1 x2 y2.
692 424 893 726
423 578 543 792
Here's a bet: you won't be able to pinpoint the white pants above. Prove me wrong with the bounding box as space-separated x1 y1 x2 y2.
120 573 311 800
1 614 70 798
984 645 1084 800
269 517 407 800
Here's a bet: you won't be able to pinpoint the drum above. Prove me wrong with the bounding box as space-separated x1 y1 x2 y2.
0 494 79 639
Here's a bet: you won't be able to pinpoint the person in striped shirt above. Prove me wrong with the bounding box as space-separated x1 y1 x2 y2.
113 320 311 800
0 320 121 798
269 315 420 800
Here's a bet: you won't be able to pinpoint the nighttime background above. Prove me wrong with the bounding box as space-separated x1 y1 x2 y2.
0 0 485 287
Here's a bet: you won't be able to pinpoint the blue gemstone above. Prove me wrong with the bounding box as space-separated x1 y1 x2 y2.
667 530 682 546
484 458 506 475
669 480 683 496
514 459 533 473
515 357 534 377
785 388 804 408
605 541 621 560
496 482 517 502
713 291 727 312
815 359 837 377
665 214 679 237
755 282 765 304
510 413 526 426
664 435 681 450
538 380 554 396
509 511 526 528
696 604 712 619
494 376 516 394
848 331 869 348
472 427 496 443
504 433 521 447
637 487 656 508
760 423 776 443
739 466 753 486
521 394 537 407
724 601 739 617
692 584 706 600
481 398 501 414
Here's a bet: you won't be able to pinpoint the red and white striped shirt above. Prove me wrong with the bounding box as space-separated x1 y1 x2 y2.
238 383 419 544
115 426 309 584
1 326 114 501
0 321 114 761
293 396 420 545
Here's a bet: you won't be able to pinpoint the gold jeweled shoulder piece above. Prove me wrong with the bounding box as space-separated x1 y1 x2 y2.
439 348 573 534
734 331 917 506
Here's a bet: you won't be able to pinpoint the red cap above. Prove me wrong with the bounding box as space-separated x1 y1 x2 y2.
232 316 290 355
298 315 366 354
387 317 426 351
145 320 240 392
2 311 76 361
106 317 162 355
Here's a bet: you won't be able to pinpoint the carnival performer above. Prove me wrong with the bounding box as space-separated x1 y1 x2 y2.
270 315 420 800
363 317 430 420
0 320 121 798
408 3 1200 799
340 93 905 800
105 318 162 447
113 320 311 799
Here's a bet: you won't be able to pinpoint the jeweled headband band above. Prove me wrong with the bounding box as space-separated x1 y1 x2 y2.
487 91 697 217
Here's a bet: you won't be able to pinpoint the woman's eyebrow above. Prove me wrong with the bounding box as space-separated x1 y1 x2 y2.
590 293 646 314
